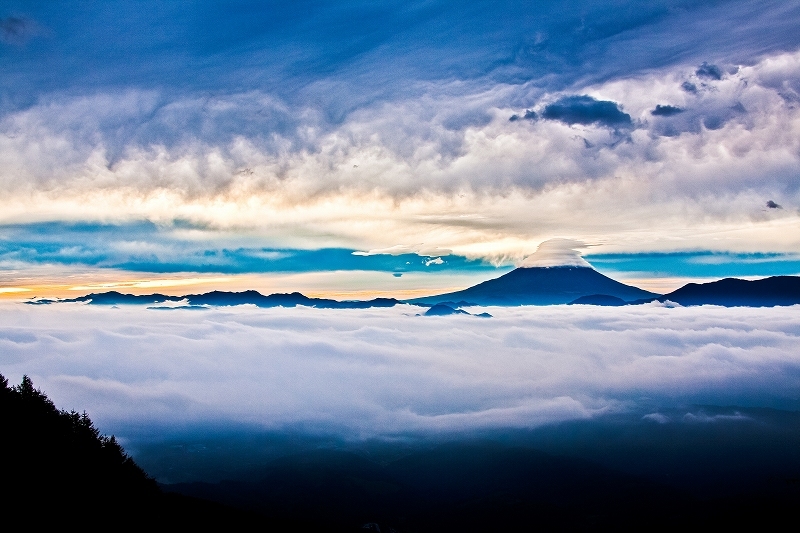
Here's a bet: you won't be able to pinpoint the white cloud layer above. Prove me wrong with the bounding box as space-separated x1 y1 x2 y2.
1 303 798 442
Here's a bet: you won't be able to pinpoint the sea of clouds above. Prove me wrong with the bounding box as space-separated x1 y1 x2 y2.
1 302 798 444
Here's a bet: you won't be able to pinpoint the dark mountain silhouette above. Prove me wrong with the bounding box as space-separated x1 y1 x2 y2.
188 290 399 309
0 373 262 527
422 304 491 317
655 276 800 307
410 266 658 306
30 290 403 309
424 303 469 316
50 290 182 305
27 274 800 310
434 300 479 307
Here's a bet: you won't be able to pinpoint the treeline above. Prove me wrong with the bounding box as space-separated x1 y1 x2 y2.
0 373 260 526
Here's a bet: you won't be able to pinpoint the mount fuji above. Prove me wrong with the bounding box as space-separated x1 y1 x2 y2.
410 265 659 306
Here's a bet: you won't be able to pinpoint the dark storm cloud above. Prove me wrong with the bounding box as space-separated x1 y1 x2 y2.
702 116 725 130
696 62 723 80
681 81 698 93
651 78 754 138
508 109 536 122
541 95 632 129
651 104 684 116
766 200 782 209
700 102 747 130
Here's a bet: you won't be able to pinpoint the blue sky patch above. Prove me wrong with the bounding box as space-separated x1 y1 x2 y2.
0 221 493 274
587 252 800 278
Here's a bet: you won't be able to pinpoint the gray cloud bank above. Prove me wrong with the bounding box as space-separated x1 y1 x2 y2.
4 53 797 197
2 1 799 198
1 303 798 445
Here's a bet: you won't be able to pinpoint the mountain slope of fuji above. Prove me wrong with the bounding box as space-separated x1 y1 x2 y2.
410 266 659 306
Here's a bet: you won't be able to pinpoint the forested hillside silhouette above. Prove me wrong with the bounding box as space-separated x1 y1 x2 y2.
0 373 259 526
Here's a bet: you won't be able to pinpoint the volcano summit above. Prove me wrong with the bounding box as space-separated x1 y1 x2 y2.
410 265 658 306
411 239 658 306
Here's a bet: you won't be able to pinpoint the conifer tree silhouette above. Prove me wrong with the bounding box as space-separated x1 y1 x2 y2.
0 372 259 526
0 373 159 520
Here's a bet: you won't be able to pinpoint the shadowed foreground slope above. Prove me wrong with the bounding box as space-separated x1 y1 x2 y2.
0 373 260 527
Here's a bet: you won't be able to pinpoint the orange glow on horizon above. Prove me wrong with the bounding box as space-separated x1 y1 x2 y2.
0 270 484 302
0 268 710 302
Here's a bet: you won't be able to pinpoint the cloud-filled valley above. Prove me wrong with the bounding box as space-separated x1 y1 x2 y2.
2 303 798 446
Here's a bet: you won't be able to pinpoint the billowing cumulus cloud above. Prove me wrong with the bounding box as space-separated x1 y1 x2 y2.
696 62 724 81
4 49 800 260
1 303 798 444
651 104 683 116
1 1 800 269
539 95 632 129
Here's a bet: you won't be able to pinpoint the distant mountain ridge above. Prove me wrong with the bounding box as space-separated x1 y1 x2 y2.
409 266 659 306
30 290 403 309
653 276 800 307
27 273 800 309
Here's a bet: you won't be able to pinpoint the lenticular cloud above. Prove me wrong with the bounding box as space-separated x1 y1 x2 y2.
0 303 798 441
